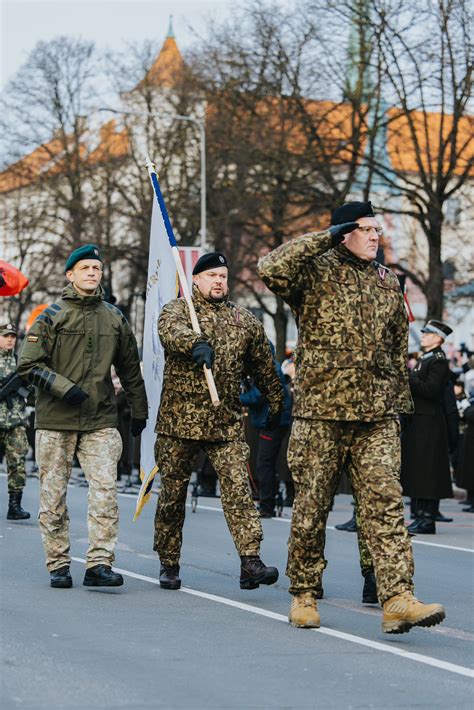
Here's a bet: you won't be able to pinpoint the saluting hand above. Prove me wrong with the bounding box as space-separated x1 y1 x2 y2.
328 222 359 246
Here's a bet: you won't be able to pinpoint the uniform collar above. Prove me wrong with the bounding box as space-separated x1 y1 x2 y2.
420 346 444 360
61 283 104 308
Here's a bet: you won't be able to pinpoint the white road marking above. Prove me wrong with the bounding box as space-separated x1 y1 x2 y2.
71 555 474 680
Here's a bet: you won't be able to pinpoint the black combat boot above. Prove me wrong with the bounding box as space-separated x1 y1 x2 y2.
83 564 123 587
50 565 73 588
7 491 30 520
240 556 279 590
159 564 181 590
362 570 378 604
335 512 357 532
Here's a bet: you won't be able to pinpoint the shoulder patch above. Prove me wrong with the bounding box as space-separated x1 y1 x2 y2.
27 335 39 342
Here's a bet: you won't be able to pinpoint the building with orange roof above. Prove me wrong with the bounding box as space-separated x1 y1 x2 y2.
1 24 472 347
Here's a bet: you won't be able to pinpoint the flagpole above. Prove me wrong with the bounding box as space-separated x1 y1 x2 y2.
145 155 220 407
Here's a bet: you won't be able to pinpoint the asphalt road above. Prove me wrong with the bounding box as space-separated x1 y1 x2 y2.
1 472 473 710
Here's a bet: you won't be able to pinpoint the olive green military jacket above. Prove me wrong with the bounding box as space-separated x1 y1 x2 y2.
156 287 284 441
0 350 27 429
257 230 414 422
17 284 148 431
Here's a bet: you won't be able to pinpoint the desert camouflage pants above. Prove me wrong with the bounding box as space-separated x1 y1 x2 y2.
287 418 414 604
36 428 122 572
154 436 263 565
0 426 28 493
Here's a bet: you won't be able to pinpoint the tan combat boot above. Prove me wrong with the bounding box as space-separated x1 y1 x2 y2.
289 592 321 628
382 591 445 634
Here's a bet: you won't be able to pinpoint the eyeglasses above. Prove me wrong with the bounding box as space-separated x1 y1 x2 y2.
357 226 384 237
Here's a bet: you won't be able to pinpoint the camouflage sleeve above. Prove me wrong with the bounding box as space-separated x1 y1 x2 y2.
244 320 284 415
114 319 149 419
17 318 75 399
257 230 332 307
390 291 414 413
158 299 203 356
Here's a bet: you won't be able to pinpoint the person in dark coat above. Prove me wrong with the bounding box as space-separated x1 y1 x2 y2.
240 342 292 517
456 393 474 512
401 320 454 534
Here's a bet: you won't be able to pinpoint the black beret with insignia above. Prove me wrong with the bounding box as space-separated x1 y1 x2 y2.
331 201 375 225
192 252 228 276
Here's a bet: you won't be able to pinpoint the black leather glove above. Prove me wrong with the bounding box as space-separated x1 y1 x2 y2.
264 411 282 430
131 418 147 437
63 384 88 406
328 222 359 246
191 341 215 369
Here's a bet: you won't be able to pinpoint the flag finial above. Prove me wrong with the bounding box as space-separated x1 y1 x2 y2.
167 14 174 39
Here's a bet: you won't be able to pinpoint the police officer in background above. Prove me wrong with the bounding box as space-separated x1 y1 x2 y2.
154 252 283 592
401 320 454 534
258 201 446 634
0 322 30 520
18 244 148 588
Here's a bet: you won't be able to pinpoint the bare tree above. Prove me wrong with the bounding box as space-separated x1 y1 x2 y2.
308 0 474 319
0 37 104 255
189 1 378 357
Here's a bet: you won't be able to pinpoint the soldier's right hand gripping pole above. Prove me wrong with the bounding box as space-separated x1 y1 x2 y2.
145 155 220 407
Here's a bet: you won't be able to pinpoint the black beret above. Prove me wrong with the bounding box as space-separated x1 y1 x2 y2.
331 201 375 225
421 320 453 339
65 244 102 272
192 252 228 276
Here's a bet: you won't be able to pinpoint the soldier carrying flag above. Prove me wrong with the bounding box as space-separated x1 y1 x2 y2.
153 252 284 591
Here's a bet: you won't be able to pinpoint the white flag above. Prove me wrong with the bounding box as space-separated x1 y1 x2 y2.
134 200 178 521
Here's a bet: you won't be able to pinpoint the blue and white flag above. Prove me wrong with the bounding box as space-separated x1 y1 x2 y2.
134 199 178 521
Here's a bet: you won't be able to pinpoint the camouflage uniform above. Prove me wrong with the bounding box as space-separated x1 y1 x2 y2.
154 287 283 563
17 284 147 572
36 428 122 571
258 230 414 605
0 349 28 493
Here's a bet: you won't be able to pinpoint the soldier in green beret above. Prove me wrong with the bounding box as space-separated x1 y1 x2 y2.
18 244 148 589
0 322 30 520
258 201 446 634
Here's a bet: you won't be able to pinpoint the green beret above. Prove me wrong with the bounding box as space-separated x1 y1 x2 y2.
65 244 102 272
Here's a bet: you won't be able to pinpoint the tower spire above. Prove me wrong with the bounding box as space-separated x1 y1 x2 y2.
167 14 174 39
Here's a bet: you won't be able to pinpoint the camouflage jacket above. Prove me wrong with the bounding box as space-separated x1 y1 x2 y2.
17 284 148 431
0 349 27 430
257 230 414 422
156 287 284 441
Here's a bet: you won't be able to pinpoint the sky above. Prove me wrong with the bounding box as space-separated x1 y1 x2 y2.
0 0 242 88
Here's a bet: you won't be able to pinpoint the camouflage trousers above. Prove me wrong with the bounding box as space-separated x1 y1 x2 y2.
287 418 414 604
154 436 263 565
36 428 122 572
354 499 374 573
0 426 28 493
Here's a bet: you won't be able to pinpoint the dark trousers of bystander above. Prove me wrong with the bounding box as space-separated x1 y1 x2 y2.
256 426 289 515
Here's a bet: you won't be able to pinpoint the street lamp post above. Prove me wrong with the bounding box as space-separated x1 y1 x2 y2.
98 107 207 251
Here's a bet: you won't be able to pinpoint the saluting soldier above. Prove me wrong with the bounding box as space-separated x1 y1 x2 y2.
258 201 446 634
401 320 454 534
154 252 284 591
0 322 30 520
18 245 148 589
